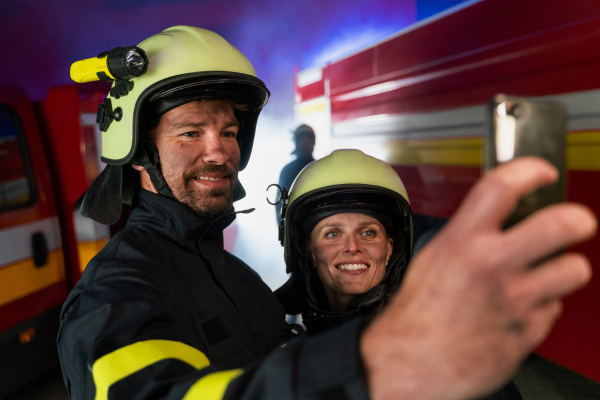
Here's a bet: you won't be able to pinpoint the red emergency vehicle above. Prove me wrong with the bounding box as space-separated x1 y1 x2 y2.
294 0 600 381
0 83 110 396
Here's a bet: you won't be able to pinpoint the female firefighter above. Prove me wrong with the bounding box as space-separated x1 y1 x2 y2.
274 149 413 334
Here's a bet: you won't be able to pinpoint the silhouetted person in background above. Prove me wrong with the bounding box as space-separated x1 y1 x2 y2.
276 124 315 222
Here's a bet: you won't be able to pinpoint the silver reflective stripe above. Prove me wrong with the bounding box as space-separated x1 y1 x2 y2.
0 216 62 267
74 211 110 242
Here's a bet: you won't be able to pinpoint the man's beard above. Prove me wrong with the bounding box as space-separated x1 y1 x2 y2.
174 164 237 219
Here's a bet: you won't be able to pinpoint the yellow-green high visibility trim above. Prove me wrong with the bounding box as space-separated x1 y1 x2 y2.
183 369 244 400
92 340 210 400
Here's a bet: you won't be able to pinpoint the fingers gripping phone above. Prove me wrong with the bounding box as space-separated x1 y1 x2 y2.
485 93 568 229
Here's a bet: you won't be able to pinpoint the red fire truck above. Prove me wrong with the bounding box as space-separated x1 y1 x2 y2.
0 83 111 396
294 0 600 381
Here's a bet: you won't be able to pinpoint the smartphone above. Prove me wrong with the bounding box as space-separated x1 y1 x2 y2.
485 93 567 229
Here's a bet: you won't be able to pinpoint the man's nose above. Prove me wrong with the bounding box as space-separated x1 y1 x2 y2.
201 132 228 165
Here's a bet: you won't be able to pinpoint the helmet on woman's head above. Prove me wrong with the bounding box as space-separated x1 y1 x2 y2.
276 149 413 332
75 26 270 224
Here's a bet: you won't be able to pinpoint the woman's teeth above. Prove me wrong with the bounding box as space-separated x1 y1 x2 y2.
338 264 368 271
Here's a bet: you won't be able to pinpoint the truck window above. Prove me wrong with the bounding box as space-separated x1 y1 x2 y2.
0 105 35 210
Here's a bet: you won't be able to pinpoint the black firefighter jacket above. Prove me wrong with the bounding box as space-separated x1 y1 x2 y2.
57 190 369 400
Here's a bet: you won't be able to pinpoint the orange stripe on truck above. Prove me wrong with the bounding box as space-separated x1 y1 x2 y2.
0 249 65 307
381 131 600 170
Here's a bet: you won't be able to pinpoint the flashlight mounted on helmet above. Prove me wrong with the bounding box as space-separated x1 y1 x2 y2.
70 46 149 84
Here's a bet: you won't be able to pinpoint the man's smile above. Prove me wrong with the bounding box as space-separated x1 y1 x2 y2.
196 175 224 181
190 173 231 189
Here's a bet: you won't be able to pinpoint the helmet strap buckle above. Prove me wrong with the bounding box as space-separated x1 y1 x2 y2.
266 184 289 245
132 141 176 200
96 98 114 132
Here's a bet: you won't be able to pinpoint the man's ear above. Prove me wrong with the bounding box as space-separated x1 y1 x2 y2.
131 164 159 194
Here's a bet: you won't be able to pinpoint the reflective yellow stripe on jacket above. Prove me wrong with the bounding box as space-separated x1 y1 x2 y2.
183 370 243 400
92 340 242 400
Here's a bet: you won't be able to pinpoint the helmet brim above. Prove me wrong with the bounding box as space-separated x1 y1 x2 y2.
145 72 270 114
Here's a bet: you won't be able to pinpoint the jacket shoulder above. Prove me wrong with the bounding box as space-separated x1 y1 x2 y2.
513 353 600 399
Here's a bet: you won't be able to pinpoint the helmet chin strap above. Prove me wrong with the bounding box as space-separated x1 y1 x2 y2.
132 141 177 200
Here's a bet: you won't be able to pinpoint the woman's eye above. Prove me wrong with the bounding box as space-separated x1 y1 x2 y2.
362 230 376 237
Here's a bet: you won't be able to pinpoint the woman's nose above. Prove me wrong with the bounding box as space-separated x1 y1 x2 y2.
344 235 362 254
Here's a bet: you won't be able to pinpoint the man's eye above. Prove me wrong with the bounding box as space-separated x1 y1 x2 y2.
223 130 238 138
325 231 339 239
182 132 197 137
362 230 376 237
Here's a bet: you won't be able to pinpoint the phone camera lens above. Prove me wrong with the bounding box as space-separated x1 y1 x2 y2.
509 104 522 118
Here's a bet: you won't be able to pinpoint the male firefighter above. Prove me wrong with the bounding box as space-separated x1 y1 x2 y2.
58 26 596 400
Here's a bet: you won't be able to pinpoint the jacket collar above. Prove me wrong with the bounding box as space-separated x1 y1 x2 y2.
127 189 237 251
